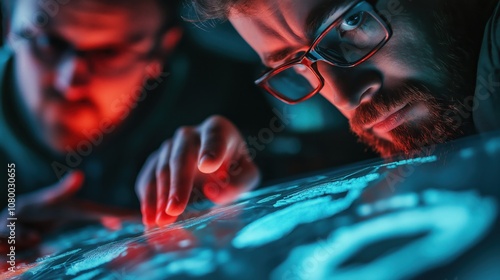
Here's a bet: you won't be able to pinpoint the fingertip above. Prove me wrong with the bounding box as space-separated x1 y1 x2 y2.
156 212 177 227
198 153 221 174
144 223 155 231
165 196 185 216
143 216 156 229
142 205 156 228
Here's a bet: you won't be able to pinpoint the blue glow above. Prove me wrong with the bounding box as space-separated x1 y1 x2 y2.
273 173 380 208
485 137 500 155
233 174 380 249
12 131 500 280
459 148 476 159
384 156 438 169
160 249 215 277
357 193 419 217
271 189 497 280
67 241 129 276
257 194 282 204
72 269 104 280
26 249 82 277
133 249 216 278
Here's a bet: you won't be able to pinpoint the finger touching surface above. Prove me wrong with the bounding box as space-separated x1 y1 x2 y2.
154 141 177 226
136 152 159 227
166 127 200 216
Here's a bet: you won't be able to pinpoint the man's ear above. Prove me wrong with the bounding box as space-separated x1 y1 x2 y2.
147 26 183 78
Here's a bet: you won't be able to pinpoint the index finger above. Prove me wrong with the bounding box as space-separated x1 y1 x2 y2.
197 116 240 174
166 127 199 216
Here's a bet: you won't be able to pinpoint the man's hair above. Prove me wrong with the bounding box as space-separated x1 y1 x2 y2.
187 0 499 22
186 0 247 21
1 0 180 34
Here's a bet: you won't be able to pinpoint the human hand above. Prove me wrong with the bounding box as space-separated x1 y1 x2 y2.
135 115 260 228
0 171 84 252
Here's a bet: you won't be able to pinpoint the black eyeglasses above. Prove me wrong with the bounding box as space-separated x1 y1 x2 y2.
13 31 157 77
255 1 392 104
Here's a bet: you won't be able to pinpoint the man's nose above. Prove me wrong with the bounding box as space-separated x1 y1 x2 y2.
54 52 90 100
318 62 381 111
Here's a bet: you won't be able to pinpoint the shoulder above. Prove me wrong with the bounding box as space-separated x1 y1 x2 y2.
474 1 500 133
485 1 500 61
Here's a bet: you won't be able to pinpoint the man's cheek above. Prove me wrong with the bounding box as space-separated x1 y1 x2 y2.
92 70 148 119
94 87 135 122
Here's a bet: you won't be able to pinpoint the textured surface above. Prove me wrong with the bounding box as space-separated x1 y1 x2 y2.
5 132 500 280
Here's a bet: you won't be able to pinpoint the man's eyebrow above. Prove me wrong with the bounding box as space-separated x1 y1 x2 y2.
306 0 350 38
262 0 352 66
262 47 298 66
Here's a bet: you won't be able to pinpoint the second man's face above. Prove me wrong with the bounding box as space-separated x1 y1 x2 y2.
10 0 168 152
230 0 475 157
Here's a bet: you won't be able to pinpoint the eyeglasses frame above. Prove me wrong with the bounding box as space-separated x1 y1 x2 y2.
255 0 393 105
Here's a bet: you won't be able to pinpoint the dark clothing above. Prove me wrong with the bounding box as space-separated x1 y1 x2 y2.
475 1 500 132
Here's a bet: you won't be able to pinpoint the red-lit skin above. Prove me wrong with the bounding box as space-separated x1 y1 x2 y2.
9 0 178 153
3 0 206 238
146 227 197 252
135 115 260 228
229 0 474 157
7 0 261 230
105 227 197 273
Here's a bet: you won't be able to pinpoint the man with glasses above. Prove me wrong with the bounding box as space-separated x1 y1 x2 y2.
188 0 499 157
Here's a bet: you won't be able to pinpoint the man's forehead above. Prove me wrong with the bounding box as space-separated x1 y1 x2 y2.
12 0 161 48
229 0 352 66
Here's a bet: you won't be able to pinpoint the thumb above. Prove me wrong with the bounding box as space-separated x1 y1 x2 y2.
44 171 85 205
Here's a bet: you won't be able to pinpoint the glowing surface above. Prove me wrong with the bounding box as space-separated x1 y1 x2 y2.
5 132 500 280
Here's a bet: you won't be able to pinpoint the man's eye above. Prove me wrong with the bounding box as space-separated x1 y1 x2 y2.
340 12 365 31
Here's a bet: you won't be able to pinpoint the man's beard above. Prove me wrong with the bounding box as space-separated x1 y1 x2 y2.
349 5 479 159
350 84 463 158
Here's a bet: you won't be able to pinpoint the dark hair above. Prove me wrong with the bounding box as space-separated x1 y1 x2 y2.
1 0 180 29
185 0 248 21
186 0 499 22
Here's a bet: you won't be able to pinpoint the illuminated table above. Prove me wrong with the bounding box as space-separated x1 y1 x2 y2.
6 132 500 280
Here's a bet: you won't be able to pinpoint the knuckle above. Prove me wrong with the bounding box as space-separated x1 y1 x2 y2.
174 126 195 139
204 115 230 129
206 114 225 124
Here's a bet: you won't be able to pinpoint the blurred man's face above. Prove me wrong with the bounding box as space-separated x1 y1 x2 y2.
9 0 169 153
230 0 476 157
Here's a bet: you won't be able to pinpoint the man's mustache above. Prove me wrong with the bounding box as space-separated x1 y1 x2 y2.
350 84 434 130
